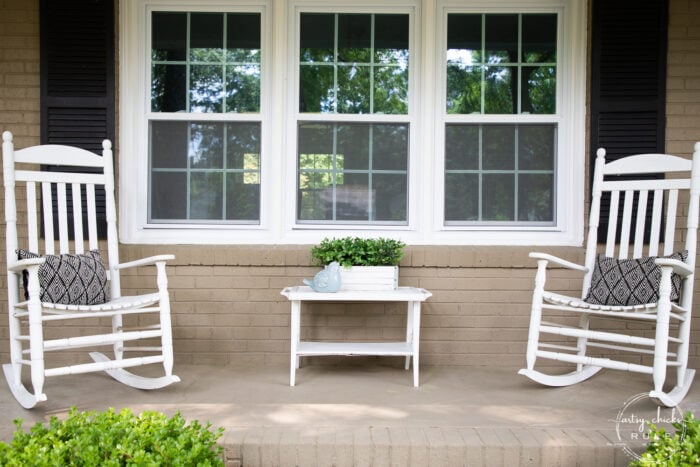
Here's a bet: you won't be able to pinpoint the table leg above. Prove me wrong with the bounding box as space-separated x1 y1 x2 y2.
290 300 301 386
412 301 421 387
405 301 414 370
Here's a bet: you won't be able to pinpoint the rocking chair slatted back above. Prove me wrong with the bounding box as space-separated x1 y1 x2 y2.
5 139 121 297
582 149 699 298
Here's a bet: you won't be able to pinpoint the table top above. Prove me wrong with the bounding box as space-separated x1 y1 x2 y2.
281 286 432 302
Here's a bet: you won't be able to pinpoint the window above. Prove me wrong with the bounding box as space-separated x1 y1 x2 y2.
120 0 585 245
296 12 411 225
149 10 262 224
443 13 558 225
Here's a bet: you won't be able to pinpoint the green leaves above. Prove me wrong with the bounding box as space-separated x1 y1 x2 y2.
310 236 405 267
0 407 224 466
630 412 700 466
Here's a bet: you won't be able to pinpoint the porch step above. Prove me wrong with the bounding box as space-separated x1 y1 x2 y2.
220 425 627 466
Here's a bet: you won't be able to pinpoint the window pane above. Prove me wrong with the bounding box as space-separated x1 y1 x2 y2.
191 172 223 219
338 14 371 63
190 65 224 113
374 66 408 114
484 66 515 114
226 123 260 169
190 13 223 62
297 122 408 223
447 14 482 62
190 124 223 169
445 173 478 221
519 174 553 222
337 65 371 114
152 12 186 61
226 65 261 112
483 173 514 221
227 172 260 220
446 65 482 114
374 173 407 221
375 15 409 64
151 121 188 168
372 124 408 170
337 125 369 170
522 14 557 63
151 64 186 112
151 172 187 220
445 125 479 170
521 66 556 114
483 125 514 170
519 125 555 170
227 13 261 62
300 13 334 62
299 65 334 112
485 15 518 62
336 173 370 221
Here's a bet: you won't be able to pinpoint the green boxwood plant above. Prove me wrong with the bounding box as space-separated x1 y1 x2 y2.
0 407 224 466
310 236 406 268
630 411 700 466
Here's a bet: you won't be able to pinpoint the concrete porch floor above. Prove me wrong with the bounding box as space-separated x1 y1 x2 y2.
1 361 699 466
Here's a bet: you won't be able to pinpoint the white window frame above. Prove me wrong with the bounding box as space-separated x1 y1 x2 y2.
119 0 275 244
283 1 420 243
119 0 586 246
431 0 586 245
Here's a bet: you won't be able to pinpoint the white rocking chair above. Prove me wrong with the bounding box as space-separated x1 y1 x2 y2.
2 131 179 408
519 143 700 407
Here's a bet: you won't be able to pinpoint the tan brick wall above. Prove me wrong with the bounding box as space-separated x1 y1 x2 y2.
1 0 700 375
0 0 40 146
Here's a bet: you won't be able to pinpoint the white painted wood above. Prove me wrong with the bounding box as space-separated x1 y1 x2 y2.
339 266 398 291
1 132 179 408
520 142 700 407
296 342 412 356
282 286 431 387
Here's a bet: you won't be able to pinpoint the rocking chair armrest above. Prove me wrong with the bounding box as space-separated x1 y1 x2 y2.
113 254 175 270
529 252 588 272
655 258 694 277
7 257 46 273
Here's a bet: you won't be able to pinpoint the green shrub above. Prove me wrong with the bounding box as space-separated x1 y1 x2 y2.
0 407 223 466
630 411 700 466
310 236 406 267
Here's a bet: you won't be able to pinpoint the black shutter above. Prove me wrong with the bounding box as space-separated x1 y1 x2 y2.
589 0 668 243
40 0 115 238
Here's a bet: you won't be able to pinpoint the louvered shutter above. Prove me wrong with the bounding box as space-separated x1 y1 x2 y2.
40 0 115 238
589 0 668 243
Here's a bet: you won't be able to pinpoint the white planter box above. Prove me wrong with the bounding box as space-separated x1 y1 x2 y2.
339 266 398 291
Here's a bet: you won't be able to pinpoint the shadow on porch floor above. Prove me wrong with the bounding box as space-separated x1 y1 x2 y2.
1 362 698 466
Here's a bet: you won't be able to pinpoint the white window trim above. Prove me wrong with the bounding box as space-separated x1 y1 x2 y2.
119 0 586 246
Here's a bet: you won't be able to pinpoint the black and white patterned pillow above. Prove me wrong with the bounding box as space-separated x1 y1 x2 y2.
17 249 108 305
584 250 688 306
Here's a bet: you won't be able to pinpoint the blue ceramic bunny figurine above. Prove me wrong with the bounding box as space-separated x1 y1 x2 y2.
303 261 342 293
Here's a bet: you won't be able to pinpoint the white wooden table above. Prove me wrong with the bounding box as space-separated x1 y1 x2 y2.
280 286 432 387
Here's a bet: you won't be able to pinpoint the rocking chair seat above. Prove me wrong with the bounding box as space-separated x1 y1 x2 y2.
16 293 161 312
542 291 658 313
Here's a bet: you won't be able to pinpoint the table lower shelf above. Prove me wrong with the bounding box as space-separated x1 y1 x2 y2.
296 341 412 356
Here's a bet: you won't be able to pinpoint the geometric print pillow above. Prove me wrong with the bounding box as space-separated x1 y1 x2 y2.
583 250 688 306
17 249 108 305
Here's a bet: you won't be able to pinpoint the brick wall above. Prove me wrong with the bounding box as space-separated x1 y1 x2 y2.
0 0 40 146
1 0 700 374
